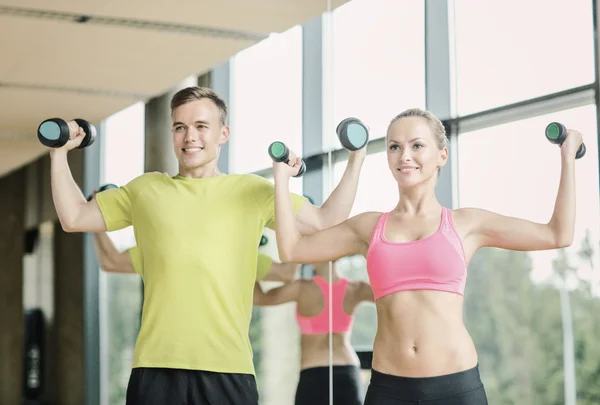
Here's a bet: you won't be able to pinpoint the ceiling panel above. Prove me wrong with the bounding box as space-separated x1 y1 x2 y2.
0 138 46 178
0 0 349 178
0 0 347 34
0 15 256 95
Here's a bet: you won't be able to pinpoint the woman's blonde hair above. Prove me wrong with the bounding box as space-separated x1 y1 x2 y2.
388 108 447 150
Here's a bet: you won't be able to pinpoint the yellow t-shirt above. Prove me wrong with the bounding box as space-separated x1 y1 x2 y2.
256 253 274 281
128 246 143 275
96 172 306 374
128 247 273 282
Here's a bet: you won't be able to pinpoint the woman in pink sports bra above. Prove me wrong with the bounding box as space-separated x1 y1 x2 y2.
254 259 373 405
271 108 583 405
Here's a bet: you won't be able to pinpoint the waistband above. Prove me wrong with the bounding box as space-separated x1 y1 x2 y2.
369 365 483 401
300 365 360 376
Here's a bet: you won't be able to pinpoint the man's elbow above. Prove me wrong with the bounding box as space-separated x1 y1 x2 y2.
60 219 77 233
98 259 114 273
98 256 120 273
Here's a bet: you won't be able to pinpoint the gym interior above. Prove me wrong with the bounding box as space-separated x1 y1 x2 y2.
1 1 600 404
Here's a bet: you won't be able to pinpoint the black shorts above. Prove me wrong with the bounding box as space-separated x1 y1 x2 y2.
364 365 488 405
294 365 363 405
125 367 259 405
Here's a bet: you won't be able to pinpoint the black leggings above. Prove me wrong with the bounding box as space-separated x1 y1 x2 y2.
295 365 363 405
364 365 488 405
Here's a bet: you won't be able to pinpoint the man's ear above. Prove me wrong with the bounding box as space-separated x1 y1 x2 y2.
219 125 230 145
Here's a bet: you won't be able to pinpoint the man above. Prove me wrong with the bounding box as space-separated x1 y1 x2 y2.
49 86 365 405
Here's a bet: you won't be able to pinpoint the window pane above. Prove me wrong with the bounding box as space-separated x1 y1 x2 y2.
454 0 595 116
458 105 600 404
99 102 145 405
330 0 425 149
334 152 398 216
230 26 302 174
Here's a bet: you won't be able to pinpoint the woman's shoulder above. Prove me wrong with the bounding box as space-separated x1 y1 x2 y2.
346 211 386 243
349 211 385 229
448 206 492 235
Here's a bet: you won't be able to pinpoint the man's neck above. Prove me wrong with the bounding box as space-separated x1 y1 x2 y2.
178 163 223 179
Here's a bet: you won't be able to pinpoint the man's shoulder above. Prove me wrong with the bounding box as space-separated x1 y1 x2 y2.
223 173 273 191
229 173 270 183
123 172 170 196
130 171 168 184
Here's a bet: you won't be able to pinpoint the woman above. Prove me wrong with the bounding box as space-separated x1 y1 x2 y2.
253 259 373 405
271 108 582 404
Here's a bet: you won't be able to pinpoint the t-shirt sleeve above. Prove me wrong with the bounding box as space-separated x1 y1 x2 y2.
251 175 307 230
127 246 143 275
95 173 158 232
256 253 273 281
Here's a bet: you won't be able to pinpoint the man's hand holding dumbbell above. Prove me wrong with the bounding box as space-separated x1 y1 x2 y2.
37 118 96 151
38 117 106 233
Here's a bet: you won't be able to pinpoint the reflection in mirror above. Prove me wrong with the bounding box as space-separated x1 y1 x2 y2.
253 257 373 405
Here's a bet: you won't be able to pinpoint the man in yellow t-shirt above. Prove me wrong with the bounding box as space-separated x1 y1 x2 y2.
47 86 365 405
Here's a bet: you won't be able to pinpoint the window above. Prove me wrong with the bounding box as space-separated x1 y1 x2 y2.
333 152 398 217
99 102 145 405
230 26 303 174
458 105 600 404
329 0 425 149
454 0 595 115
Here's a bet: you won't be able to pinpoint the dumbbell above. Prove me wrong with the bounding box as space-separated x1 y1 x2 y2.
545 122 586 159
336 117 369 151
37 118 97 149
268 142 306 177
87 183 118 202
259 235 268 247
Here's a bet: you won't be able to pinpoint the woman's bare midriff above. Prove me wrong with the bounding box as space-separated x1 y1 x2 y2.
372 290 478 377
300 333 360 370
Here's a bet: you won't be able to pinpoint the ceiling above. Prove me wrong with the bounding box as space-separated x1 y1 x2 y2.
0 0 347 177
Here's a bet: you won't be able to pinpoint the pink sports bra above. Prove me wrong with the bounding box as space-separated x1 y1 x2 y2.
296 276 354 335
366 207 467 300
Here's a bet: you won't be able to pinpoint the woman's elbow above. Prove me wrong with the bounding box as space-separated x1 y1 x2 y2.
277 244 297 263
553 228 574 249
555 235 574 249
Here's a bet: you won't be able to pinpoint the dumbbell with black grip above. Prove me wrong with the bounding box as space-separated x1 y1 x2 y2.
268 142 306 177
37 118 97 149
545 122 586 159
87 183 118 202
336 117 369 151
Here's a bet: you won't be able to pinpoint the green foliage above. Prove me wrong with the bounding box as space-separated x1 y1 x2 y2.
465 231 600 405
